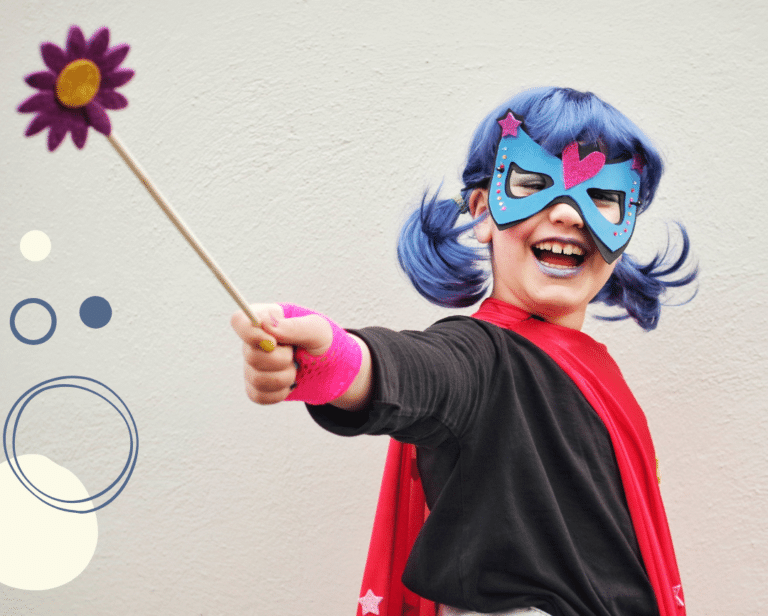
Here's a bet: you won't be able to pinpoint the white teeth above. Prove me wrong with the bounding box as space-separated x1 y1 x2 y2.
533 241 584 256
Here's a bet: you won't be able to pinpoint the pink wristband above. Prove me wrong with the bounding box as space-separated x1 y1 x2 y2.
279 303 363 405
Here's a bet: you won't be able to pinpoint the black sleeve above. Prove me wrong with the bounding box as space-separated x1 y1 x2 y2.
306 318 499 447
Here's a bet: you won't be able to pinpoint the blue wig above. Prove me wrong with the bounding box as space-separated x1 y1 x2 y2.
397 87 697 330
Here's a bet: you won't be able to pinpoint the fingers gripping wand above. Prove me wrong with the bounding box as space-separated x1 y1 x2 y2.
18 25 275 352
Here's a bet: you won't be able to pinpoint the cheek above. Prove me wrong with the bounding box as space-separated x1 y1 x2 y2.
591 259 618 288
493 234 531 263
493 218 537 246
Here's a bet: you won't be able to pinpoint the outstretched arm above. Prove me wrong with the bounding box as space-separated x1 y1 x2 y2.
230 304 372 411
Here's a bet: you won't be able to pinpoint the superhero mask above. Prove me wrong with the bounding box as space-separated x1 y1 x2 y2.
489 110 643 263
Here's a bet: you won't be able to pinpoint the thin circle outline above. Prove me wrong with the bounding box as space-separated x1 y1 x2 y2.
10 298 57 345
3 376 139 514
12 385 134 503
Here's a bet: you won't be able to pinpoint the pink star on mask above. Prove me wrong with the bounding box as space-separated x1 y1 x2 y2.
497 111 522 137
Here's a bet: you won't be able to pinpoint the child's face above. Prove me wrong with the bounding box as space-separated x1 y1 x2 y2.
471 189 618 330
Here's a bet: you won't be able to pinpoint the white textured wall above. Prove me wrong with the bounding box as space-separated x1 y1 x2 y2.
1 0 766 613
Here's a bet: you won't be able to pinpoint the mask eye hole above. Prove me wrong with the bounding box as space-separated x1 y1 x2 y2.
587 188 624 224
508 164 554 198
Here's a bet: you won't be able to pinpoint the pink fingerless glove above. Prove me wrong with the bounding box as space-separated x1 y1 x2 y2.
280 303 363 405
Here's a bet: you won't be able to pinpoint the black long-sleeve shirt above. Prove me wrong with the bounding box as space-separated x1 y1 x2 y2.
308 316 659 616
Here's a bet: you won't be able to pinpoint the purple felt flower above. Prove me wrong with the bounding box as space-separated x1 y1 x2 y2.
18 25 134 151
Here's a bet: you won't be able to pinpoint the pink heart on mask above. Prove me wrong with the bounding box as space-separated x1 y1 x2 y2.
562 142 606 189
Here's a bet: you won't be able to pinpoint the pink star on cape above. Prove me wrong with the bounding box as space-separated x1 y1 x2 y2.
497 111 522 137
673 584 685 607
359 589 384 615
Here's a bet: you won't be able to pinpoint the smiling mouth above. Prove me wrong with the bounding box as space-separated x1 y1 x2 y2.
531 240 587 269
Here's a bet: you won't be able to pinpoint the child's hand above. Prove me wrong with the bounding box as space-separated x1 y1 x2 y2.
230 303 333 405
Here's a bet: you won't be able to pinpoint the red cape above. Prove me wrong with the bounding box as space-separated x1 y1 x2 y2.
356 298 685 616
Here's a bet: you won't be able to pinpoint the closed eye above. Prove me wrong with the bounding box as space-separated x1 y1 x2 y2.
508 165 554 198
587 188 623 224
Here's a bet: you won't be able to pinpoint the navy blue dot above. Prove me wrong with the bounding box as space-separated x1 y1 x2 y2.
80 296 112 329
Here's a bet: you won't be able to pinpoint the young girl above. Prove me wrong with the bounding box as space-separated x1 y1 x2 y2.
231 87 696 616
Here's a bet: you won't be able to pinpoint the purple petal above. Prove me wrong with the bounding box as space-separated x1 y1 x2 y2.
86 27 110 59
47 125 68 151
41 42 68 73
99 44 130 72
51 104 79 123
101 68 134 89
66 25 87 57
70 109 91 130
17 91 57 113
85 101 111 135
25 71 57 90
71 124 89 149
24 114 52 137
60 107 90 134
96 89 128 110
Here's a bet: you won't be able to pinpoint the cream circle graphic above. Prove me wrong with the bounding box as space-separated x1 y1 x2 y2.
0 454 98 590
19 230 51 261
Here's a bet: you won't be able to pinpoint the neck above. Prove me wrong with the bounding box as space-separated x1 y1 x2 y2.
489 289 586 330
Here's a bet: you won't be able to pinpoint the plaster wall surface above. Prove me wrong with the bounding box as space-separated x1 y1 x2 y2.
1 0 766 614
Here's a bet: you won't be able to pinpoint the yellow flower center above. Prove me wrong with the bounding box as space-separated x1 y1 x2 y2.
56 59 101 108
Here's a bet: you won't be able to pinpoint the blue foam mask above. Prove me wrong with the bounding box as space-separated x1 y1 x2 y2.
489 110 643 263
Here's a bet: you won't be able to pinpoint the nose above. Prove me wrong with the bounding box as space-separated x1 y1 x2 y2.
547 200 584 228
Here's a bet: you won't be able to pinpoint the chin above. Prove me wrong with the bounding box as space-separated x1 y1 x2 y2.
526 282 592 315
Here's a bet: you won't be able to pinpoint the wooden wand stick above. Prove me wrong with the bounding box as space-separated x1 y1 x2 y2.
106 131 267 335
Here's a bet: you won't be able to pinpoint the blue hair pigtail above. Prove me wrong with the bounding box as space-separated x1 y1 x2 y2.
397 190 489 308
592 223 698 331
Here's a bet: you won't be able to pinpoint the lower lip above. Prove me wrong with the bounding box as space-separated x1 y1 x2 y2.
532 252 585 278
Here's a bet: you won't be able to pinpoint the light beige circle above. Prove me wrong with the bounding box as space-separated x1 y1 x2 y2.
0 454 98 590
19 230 52 262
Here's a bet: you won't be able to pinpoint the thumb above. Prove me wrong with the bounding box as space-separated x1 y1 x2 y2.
262 314 333 357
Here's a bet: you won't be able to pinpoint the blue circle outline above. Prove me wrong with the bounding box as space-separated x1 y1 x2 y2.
10 298 57 345
3 376 139 514
12 385 134 503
